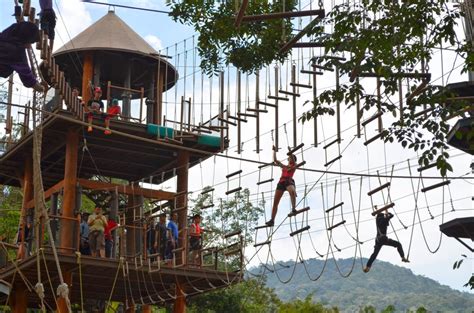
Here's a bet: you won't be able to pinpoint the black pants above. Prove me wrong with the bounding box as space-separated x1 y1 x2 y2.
366 236 404 268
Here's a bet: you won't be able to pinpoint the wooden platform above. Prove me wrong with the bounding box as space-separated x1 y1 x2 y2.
0 250 241 308
0 110 224 188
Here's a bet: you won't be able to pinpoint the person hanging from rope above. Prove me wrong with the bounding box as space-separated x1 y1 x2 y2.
0 22 45 92
85 87 104 133
364 209 409 273
39 0 56 50
266 145 298 227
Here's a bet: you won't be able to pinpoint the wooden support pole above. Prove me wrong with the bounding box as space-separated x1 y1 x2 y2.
219 71 225 152
56 272 72 313
10 283 27 313
256 71 260 153
142 305 152 313
274 66 279 150
174 281 186 313
312 60 318 146
237 70 242 154
60 129 79 254
336 65 341 143
176 150 189 265
156 65 165 125
82 52 94 104
377 77 383 132
356 77 361 138
291 65 297 148
234 0 249 27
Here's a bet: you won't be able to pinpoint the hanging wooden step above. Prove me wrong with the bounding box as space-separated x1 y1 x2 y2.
301 69 324 75
364 132 383 146
253 240 271 247
226 169 243 179
228 115 248 123
257 178 274 185
421 180 450 193
257 101 277 108
247 108 268 113
224 230 242 239
288 207 310 217
417 162 437 172
327 220 346 231
237 112 257 118
268 95 289 101
280 88 301 97
226 187 242 195
325 202 344 213
324 155 342 167
367 182 391 197
201 188 215 195
295 161 306 168
258 162 272 169
311 64 334 72
201 203 214 210
290 225 310 236
293 42 325 48
224 249 241 257
323 138 339 149
413 107 434 118
218 117 237 126
319 55 346 61
361 112 384 127
192 127 212 134
287 143 304 155
371 203 395 216
290 82 312 89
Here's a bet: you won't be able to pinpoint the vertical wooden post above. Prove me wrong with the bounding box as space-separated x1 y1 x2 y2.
56 272 72 313
180 96 185 135
291 65 297 148
50 193 59 242
312 61 318 146
356 77 361 138
173 282 186 313
336 65 341 143
18 158 33 260
376 76 383 132
237 70 242 154
82 52 94 104
10 283 27 313
274 66 279 150
219 71 225 152
255 71 260 153
156 66 165 125
188 97 192 132
60 129 79 253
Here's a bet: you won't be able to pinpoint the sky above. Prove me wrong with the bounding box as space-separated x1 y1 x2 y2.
0 0 473 295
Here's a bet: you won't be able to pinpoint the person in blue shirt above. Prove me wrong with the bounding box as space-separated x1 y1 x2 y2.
165 212 179 261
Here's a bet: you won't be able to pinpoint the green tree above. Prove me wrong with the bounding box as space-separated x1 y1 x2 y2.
279 296 339 313
0 186 22 243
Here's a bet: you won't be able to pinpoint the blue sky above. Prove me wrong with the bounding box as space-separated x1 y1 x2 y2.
1 0 473 297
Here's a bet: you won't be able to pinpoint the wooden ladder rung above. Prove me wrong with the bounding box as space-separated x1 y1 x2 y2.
301 69 323 75
226 169 243 179
364 132 383 146
288 207 310 217
201 188 215 195
320 55 346 61
218 117 237 126
192 127 212 134
311 64 334 72
417 163 437 172
224 230 242 239
209 125 228 130
247 107 268 113
258 162 272 169
325 202 344 213
253 240 271 247
228 115 248 123
255 224 271 230
226 187 242 195
237 113 257 118
324 155 342 167
257 101 277 108
287 143 304 155
279 90 301 97
421 180 450 193
289 225 310 236
224 249 241 257
295 161 306 168
225 242 240 251
290 82 312 89
257 178 274 185
323 138 339 149
327 220 346 231
268 95 289 101
201 203 214 209
367 182 391 197
361 112 383 127
371 203 395 216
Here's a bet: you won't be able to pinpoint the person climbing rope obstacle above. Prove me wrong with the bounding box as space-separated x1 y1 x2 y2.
265 145 298 227
364 208 409 273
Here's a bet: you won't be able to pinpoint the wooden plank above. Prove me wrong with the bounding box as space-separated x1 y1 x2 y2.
327 220 346 231
363 132 383 146
324 155 342 167
367 182 391 197
371 203 395 216
225 187 242 195
289 225 310 236
287 206 310 217
361 112 384 127
253 240 270 247
257 178 274 185
421 180 450 193
325 202 343 213
226 169 243 179
25 179 64 209
224 230 242 239
77 178 176 200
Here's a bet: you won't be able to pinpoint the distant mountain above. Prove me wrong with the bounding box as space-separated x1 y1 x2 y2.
254 258 474 312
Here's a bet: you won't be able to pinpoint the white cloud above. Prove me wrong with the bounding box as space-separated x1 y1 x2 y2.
145 34 163 51
53 0 93 51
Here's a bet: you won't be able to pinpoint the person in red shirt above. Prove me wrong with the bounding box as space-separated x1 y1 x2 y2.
104 215 118 258
266 146 298 227
189 214 202 266
104 98 121 135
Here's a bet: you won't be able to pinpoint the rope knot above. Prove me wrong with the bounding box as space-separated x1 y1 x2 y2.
56 283 69 299
35 282 45 299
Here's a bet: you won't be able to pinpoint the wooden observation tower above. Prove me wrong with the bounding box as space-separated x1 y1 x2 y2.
0 6 239 313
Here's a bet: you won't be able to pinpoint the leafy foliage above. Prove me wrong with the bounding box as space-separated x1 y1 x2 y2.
453 254 474 290
166 0 300 74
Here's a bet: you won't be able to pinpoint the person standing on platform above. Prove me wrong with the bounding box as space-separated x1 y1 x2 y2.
165 212 179 263
85 87 104 133
104 214 118 258
87 207 107 258
80 212 91 256
189 214 203 266
154 213 168 261
104 98 121 135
